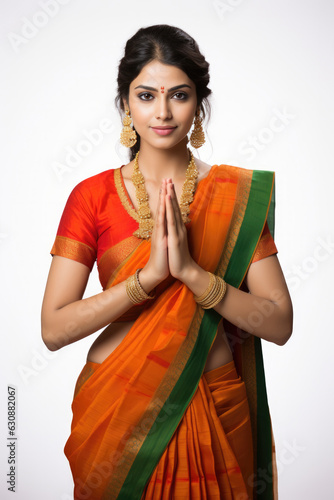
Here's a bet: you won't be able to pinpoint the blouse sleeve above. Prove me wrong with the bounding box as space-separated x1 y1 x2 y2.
251 221 278 263
50 182 98 271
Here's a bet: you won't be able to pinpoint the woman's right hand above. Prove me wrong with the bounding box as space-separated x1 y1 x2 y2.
139 179 169 290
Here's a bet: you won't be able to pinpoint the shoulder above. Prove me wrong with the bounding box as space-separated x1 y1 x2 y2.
68 168 122 203
194 158 212 181
195 158 255 181
73 168 115 192
209 162 275 180
63 168 120 217
196 161 249 183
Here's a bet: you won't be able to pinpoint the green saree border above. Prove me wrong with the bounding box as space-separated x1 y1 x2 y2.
221 170 276 500
116 169 275 499
254 175 276 500
224 170 275 288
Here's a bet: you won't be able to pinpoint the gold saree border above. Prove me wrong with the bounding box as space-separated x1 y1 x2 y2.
216 169 253 278
99 236 143 290
73 362 98 399
51 235 95 270
104 240 147 290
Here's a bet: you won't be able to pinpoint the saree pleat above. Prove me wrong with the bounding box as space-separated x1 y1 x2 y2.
142 360 252 499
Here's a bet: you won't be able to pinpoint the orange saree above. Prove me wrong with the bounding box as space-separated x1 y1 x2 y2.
51 163 278 499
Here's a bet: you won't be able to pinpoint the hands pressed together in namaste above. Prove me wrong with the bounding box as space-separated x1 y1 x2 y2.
141 178 205 293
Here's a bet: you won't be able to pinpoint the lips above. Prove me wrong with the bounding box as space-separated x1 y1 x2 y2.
151 126 177 136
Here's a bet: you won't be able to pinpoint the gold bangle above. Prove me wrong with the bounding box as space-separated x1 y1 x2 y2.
135 269 155 299
125 268 156 305
194 272 227 309
194 272 215 303
202 277 227 309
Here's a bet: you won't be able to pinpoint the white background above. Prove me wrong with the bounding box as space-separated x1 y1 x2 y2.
1 0 333 498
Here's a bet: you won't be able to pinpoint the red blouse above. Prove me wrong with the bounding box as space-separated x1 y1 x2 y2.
51 166 278 291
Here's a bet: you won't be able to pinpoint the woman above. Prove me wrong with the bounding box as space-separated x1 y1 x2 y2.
41 24 293 500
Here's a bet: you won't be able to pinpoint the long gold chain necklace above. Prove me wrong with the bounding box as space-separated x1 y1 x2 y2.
131 148 198 239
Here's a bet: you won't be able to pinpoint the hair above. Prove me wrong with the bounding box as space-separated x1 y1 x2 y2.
115 24 212 160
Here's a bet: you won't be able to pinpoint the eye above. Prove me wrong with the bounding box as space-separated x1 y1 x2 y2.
138 92 153 101
172 92 188 100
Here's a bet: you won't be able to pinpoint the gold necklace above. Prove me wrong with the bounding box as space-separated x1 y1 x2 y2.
131 148 198 239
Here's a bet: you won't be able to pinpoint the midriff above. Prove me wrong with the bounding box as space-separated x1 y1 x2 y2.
86 319 233 372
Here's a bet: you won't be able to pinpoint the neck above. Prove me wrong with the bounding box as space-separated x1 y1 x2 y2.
135 139 192 182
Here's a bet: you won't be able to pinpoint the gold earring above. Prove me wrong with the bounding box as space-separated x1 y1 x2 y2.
120 109 137 148
189 112 205 148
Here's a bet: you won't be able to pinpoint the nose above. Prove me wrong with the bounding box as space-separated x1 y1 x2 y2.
156 95 172 120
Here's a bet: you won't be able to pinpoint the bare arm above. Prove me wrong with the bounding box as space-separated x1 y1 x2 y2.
180 255 293 346
41 256 160 351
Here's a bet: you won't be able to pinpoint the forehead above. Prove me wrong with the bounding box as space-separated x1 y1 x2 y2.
130 60 194 88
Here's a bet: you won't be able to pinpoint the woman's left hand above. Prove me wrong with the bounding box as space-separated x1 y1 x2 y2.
165 179 196 282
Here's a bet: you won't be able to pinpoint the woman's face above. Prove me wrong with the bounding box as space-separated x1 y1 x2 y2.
123 60 198 150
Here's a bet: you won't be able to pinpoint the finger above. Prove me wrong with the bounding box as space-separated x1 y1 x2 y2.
168 182 183 230
172 183 183 224
165 183 178 237
160 180 167 230
153 179 167 238
156 179 165 219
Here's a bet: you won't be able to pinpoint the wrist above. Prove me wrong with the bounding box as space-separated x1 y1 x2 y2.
178 262 210 296
194 272 227 309
125 269 156 304
139 266 163 294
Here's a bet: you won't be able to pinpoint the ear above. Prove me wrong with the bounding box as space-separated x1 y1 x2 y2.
122 98 129 111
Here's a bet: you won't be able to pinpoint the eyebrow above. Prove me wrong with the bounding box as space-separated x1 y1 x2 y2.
134 84 192 92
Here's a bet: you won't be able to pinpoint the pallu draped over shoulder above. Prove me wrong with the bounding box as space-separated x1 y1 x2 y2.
51 163 279 500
